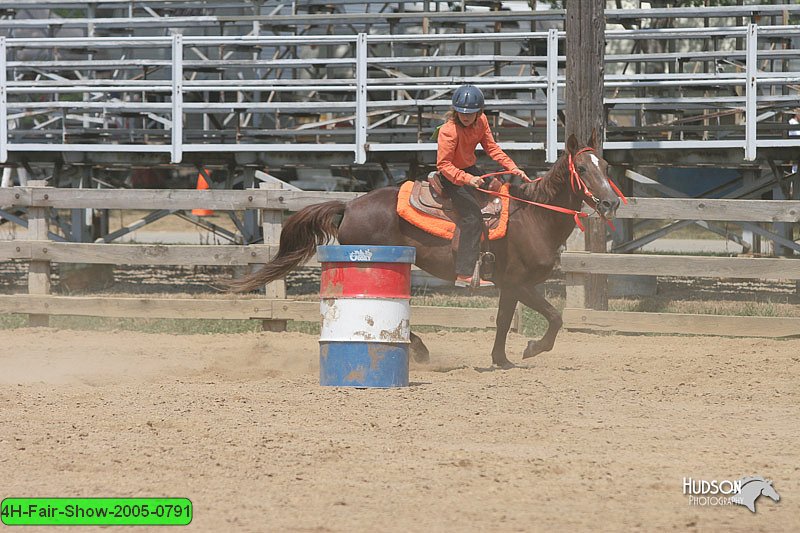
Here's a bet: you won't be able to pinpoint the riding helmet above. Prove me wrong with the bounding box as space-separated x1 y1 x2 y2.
451 84 484 114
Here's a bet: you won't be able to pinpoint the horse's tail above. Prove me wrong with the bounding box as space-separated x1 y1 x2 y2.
223 201 346 293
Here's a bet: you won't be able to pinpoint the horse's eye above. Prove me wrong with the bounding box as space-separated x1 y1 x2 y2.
577 166 586 173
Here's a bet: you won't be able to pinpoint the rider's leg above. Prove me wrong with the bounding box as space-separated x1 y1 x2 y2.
440 179 483 277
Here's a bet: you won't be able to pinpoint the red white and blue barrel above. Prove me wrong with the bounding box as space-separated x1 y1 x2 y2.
317 245 416 387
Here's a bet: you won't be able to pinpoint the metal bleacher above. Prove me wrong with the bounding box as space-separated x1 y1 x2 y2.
1 1 800 184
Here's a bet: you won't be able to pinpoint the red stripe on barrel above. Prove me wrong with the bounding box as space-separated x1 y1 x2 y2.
320 262 412 299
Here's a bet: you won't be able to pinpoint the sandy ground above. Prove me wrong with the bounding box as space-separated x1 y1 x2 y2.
1 328 799 532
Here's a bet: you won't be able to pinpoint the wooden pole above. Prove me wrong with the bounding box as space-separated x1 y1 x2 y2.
565 0 607 311
259 181 287 332
27 180 50 326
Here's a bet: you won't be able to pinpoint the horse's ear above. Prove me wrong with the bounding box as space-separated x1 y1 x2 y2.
588 128 598 149
566 134 579 156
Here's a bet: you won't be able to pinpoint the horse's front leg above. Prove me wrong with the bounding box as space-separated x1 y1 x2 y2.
490 287 518 368
516 284 563 359
409 331 430 363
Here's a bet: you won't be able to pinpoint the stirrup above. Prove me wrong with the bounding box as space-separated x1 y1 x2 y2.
470 258 482 289
479 251 495 281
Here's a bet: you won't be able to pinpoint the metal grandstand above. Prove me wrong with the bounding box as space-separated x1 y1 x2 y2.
0 2 799 256
1 2 799 172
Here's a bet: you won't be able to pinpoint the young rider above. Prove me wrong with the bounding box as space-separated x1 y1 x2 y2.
436 84 529 287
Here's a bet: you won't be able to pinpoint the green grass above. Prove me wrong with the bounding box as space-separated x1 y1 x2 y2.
518 306 551 337
410 293 499 309
608 298 797 318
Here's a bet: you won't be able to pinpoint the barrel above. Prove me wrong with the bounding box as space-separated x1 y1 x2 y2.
317 245 416 387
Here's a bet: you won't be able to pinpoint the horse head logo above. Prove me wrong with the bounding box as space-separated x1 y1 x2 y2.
732 476 781 513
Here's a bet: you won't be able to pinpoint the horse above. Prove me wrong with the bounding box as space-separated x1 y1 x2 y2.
225 131 621 368
732 477 781 513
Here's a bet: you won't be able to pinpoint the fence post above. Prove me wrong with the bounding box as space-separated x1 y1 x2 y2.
242 167 259 242
27 180 50 326
354 33 368 164
259 181 287 332
545 28 558 163
565 272 586 310
1 36 7 164
744 23 757 161
566 0 607 311
171 32 183 164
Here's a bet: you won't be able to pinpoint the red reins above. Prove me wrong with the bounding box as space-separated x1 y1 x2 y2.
477 149 628 232
476 178 591 231
479 170 535 183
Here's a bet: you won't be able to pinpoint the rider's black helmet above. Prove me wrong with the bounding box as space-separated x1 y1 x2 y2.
451 84 484 114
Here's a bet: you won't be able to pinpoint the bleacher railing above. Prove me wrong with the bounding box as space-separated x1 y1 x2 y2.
1 23 799 164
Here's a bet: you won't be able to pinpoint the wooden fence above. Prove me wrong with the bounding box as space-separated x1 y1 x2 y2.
562 197 800 337
2 183 798 337
0 181 509 330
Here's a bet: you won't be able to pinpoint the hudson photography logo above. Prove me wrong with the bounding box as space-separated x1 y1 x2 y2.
683 476 781 512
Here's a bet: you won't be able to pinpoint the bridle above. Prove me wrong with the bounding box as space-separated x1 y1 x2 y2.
477 148 627 231
567 147 627 210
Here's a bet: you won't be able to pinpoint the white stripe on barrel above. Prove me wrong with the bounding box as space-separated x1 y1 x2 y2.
320 298 410 343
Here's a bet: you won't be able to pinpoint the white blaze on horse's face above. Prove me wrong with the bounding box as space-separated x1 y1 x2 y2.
578 151 619 218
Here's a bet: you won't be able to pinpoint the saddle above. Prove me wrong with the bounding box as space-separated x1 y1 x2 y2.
411 173 503 226
396 173 510 241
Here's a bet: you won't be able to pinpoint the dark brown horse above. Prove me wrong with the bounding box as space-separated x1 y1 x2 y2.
226 132 620 367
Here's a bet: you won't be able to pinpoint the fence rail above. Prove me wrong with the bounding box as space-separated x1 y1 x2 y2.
561 311 800 338
562 197 800 338
0 295 504 329
2 3 799 28
1 183 797 335
0 187 362 211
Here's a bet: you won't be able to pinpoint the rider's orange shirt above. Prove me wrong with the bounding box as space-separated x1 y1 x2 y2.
436 113 517 186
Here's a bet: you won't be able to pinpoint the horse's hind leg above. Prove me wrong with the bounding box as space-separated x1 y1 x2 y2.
517 284 563 359
490 288 518 368
409 331 430 363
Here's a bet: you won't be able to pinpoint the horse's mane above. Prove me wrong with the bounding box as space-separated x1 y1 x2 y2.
511 152 570 204
739 476 768 487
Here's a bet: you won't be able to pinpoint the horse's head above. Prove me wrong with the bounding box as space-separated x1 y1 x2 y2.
565 130 621 219
761 480 781 502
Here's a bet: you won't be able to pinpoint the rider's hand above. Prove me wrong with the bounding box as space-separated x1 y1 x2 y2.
467 174 484 188
510 167 529 181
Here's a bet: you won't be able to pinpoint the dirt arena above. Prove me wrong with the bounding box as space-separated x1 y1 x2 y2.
1 327 798 532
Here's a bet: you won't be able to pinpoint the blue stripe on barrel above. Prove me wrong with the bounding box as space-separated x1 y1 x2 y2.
317 245 417 264
317 245 416 388
319 342 409 388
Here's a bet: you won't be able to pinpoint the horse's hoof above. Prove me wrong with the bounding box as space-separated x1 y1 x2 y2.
493 358 515 369
410 334 430 363
411 347 430 364
410 343 430 364
522 343 544 359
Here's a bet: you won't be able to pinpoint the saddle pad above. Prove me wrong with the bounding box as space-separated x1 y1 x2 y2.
397 181 510 240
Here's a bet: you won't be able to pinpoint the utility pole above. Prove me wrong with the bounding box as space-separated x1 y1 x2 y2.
565 0 607 310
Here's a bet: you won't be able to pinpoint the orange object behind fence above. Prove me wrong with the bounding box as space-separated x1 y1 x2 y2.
192 170 214 217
